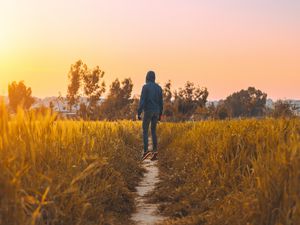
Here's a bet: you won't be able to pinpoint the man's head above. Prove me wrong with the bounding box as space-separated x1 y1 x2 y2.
146 71 155 83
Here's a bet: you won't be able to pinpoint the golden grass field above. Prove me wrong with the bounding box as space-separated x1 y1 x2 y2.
1 101 300 225
0 103 143 225
153 119 300 225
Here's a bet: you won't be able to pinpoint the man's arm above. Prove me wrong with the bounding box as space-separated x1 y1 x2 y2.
138 85 147 117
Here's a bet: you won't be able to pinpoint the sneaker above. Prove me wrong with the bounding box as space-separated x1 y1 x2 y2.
141 151 152 161
151 152 158 161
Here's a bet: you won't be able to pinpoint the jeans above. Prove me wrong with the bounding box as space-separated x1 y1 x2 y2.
143 111 159 152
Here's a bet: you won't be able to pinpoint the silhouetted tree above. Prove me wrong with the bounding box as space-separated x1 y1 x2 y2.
273 100 296 118
193 102 217 120
130 96 140 120
224 87 267 118
55 92 64 113
49 101 54 113
66 60 85 111
78 103 88 119
100 78 133 120
8 81 35 112
163 80 174 118
82 66 105 118
174 81 209 119
214 100 229 120
163 80 172 103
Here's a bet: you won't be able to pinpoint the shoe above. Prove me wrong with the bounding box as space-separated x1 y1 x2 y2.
141 151 152 161
151 152 158 161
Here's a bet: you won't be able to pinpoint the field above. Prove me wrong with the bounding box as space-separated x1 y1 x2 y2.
153 119 300 225
0 103 143 225
1 101 300 225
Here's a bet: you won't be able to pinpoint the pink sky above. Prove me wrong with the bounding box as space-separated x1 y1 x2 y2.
0 0 299 100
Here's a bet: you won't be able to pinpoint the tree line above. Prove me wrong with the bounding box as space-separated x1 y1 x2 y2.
66 60 135 120
5 60 299 120
161 83 298 121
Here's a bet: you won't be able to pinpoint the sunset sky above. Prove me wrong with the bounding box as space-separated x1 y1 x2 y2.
0 0 299 100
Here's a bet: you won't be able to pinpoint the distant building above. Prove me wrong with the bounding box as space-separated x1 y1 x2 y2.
30 96 105 118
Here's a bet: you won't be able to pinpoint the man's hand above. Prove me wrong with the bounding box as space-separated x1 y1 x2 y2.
137 114 142 120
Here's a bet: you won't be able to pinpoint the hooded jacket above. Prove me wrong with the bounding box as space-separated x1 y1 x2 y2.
138 71 163 116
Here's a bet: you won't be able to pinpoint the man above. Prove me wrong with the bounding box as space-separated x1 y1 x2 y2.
138 71 163 161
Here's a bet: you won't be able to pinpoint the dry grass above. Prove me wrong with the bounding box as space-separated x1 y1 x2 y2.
2 98 300 225
153 119 300 225
0 103 143 225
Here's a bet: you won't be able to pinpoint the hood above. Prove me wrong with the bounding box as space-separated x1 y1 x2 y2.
146 71 156 83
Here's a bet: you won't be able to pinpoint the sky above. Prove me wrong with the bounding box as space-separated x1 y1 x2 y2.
0 0 299 100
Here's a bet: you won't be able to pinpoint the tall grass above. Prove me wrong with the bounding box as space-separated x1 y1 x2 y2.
153 119 300 225
0 102 143 225
2 99 300 225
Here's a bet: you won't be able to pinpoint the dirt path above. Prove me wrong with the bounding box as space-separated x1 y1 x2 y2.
131 156 165 225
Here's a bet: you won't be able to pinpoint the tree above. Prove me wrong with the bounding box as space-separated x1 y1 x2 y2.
78 103 88 119
99 78 133 120
224 87 267 118
163 80 174 118
129 96 140 120
174 81 209 119
82 66 105 118
273 100 296 118
66 60 85 111
8 81 35 112
193 102 217 120
214 100 229 120
49 101 54 113
54 92 64 113
163 80 172 103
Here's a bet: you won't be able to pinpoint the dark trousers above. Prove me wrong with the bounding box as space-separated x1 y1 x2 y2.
143 111 159 152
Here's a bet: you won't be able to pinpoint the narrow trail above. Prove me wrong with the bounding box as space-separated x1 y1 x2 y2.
131 148 165 225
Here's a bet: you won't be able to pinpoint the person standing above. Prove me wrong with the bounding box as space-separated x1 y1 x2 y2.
138 71 163 161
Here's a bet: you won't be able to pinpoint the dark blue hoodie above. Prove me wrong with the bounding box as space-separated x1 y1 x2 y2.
138 71 163 116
